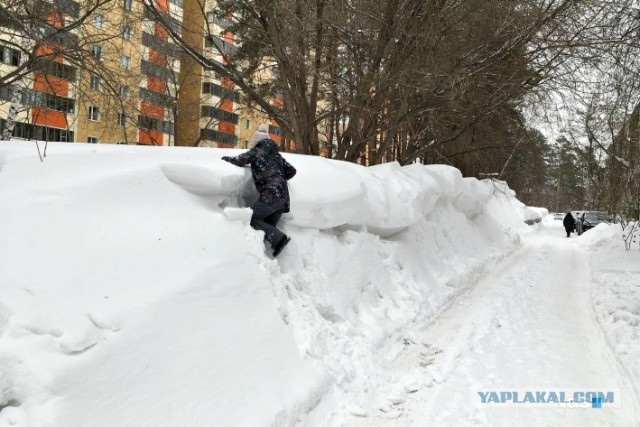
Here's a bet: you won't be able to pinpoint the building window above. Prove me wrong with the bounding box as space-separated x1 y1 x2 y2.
88 106 100 121
119 84 130 99
245 119 250 129
93 14 104 29
58 129 69 142
118 112 126 126
87 136 98 144
120 55 130 70
122 25 131 40
90 44 102 61
45 95 58 110
206 12 231 29
269 125 281 136
11 50 20 66
0 46 20 66
90 74 101 91
123 0 132 11
243 140 248 149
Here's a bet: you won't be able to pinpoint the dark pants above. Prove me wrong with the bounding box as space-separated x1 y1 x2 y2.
565 226 572 237
250 200 286 247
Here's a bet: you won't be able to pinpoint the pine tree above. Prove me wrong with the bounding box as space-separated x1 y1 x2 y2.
549 136 586 212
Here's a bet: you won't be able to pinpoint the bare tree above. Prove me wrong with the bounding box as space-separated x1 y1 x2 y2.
142 0 621 164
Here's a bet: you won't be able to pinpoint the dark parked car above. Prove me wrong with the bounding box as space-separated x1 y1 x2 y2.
580 211 611 232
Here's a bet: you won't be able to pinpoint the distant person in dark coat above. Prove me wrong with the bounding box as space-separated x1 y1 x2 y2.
222 124 296 256
563 212 575 238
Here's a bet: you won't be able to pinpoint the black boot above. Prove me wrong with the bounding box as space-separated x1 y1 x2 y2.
273 235 291 257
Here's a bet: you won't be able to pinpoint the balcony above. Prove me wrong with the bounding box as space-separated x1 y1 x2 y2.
141 32 182 59
139 87 174 107
205 35 238 56
0 85 75 113
38 24 80 48
34 0 81 17
137 115 175 135
140 59 178 82
201 106 238 125
202 82 239 102
206 12 232 30
29 58 77 81
200 128 237 145
143 5 182 37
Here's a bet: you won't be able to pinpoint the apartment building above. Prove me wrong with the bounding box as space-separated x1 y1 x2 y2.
0 0 182 145
178 1 282 149
0 0 79 142
1 0 284 149
74 0 183 145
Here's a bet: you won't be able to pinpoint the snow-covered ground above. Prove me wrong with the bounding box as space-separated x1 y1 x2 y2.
344 220 640 426
0 141 638 426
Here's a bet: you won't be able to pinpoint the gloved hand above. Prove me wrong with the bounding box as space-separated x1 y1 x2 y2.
221 156 233 163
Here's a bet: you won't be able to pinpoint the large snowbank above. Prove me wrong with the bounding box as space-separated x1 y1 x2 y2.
0 141 532 426
580 223 640 396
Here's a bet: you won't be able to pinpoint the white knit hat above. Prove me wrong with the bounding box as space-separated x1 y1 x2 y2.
252 124 270 145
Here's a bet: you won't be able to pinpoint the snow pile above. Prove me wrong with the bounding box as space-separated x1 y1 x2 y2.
0 141 532 426
581 223 640 394
522 206 548 224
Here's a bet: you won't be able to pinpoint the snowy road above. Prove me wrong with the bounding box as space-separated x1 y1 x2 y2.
344 222 640 426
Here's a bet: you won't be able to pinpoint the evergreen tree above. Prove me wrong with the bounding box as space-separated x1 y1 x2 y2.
549 136 586 212
500 127 552 207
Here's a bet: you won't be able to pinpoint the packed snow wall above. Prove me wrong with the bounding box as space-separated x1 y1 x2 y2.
0 142 532 426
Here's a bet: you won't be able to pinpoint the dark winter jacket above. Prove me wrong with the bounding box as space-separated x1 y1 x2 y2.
563 212 575 230
222 139 296 212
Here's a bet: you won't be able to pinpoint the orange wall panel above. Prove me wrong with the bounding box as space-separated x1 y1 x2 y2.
155 23 169 41
141 102 164 120
219 121 235 135
34 74 69 97
147 76 166 94
35 45 63 60
148 50 167 67
223 30 234 45
217 79 236 144
154 0 169 13
221 77 234 90
32 109 67 128
220 99 233 112
47 10 64 27
138 130 163 145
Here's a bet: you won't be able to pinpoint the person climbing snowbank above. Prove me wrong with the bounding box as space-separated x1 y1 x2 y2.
222 124 296 256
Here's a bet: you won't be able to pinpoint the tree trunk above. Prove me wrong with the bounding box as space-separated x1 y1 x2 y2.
1 88 21 141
